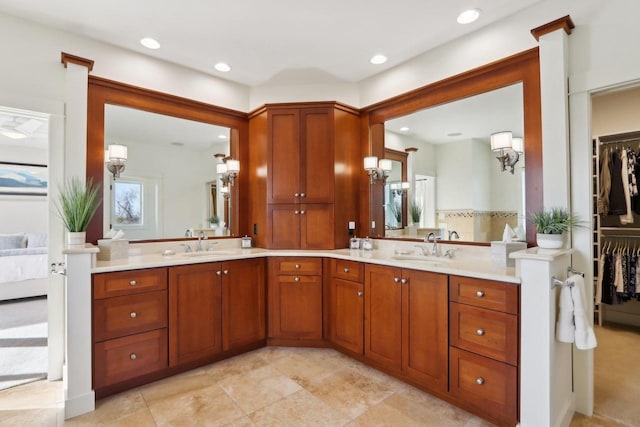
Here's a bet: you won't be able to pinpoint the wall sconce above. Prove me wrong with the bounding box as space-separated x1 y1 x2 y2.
216 157 240 187
105 144 127 179
390 181 410 196
490 131 523 174
364 156 393 184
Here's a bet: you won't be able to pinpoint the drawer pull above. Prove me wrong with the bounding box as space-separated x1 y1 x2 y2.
300 210 305 215
343 267 349 273
476 377 485 385
130 353 137 360
295 264 301 269
129 280 137 286
400 278 408 285
294 277 300 282
223 270 229 275
294 193 299 198
130 312 137 319
300 193 306 198
394 277 401 283
357 291 363 297
476 328 485 336
294 210 300 215
216 270 222 276
476 290 485 297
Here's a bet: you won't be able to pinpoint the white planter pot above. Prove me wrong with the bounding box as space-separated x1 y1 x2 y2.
67 231 86 247
536 232 564 249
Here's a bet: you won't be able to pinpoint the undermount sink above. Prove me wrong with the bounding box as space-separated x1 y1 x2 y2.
391 255 450 264
179 250 239 257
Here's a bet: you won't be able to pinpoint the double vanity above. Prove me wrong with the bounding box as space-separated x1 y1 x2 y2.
90 240 521 426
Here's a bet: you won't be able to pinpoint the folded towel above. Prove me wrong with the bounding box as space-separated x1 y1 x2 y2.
556 284 575 344
569 274 598 350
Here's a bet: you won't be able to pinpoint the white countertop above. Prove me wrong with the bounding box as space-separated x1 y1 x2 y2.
92 239 520 284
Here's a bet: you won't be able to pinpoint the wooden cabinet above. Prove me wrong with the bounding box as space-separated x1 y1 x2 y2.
448 275 520 425
329 259 364 354
169 259 266 366
92 268 169 390
364 264 448 392
248 102 360 249
268 257 323 340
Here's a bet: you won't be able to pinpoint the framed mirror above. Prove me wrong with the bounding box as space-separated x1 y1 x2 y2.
362 48 542 245
86 76 249 244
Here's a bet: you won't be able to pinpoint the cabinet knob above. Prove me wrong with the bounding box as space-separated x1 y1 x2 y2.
129 280 137 286
400 278 408 285
130 353 137 360
294 193 299 198
476 377 485 385
130 312 137 319
394 277 401 283
294 210 300 215
343 267 349 273
476 328 485 336
216 270 222 276
223 270 229 275
295 264 301 269
300 210 305 215
476 290 485 297
357 291 363 297
300 193 306 198
294 276 300 282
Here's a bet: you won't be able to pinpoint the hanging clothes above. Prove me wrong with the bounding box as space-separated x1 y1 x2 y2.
620 148 634 224
598 147 612 215
609 150 628 215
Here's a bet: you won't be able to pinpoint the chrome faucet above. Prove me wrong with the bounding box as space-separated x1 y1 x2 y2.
426 232 441 256
448 230 460 240
184 229 194 237
180 243 192 253
414 245 429 256
196 230 208 252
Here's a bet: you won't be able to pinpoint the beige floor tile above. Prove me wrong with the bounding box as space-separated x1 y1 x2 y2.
146 383 244 427
222 416 256 427
248 389 349 427
0 379 61 410
268 351 336 389
62 390 149 426
570 412 630 427
218 364 302 413
204 351 270 382
0 408 57 427
138 368 214 402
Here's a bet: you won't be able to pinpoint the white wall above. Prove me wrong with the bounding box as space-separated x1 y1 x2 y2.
471 139 492 211
0 143 48 234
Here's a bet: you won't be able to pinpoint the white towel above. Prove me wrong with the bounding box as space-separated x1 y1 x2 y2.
569 274 598 350
556 284 575 344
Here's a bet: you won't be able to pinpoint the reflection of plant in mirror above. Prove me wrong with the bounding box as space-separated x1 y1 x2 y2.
209 215 220 225
388 201 402 226
410 201 422 224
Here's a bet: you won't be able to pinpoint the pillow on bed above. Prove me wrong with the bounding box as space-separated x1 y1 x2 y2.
26 233 48 248
0 233 27 250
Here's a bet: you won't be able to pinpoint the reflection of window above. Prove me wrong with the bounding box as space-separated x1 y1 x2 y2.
113 181 142 225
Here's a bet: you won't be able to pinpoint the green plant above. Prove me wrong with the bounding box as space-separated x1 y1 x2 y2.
410 201 422 224
209 215 220 225
388 202 402 225
55 177 101 232
529 207 580 235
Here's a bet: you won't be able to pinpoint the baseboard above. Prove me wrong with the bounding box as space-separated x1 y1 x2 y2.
555 392 576 427
64 389 95 419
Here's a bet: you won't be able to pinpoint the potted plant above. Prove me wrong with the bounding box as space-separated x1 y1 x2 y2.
529 207 580 249
209 215 220 228
55 177 101 247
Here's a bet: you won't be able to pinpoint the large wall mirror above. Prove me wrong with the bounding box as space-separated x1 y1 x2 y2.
362 48 542 245
86 77 249 244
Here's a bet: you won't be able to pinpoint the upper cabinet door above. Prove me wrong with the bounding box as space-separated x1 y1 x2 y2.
268 109 301 204
300 108 334 203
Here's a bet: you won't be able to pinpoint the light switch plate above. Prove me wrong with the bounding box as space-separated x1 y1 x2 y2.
348 221 356 229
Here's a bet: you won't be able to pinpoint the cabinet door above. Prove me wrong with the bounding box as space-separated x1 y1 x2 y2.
222 259 266 351
402 269 448 391
330 278 364 354
268 109 300 204
300 204 334 249
169 263 222 366
267 204 300 249
301 108 334 203
268 274 323 339
364 264 402 368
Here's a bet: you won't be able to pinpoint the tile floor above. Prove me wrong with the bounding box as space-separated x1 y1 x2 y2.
1 331 638 427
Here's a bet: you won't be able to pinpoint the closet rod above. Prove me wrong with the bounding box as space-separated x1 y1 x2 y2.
599 138 640 145
599 130 640 144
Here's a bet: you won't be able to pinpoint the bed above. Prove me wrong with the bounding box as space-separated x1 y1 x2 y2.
0 233 49 301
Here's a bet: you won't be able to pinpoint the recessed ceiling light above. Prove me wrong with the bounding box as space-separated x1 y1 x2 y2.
457 9 481 24
218 134 228 140
447 132 463 137
170 141 184 146
215 62 231 72
140 37 160 49
400 126 410 132
370 54 387 65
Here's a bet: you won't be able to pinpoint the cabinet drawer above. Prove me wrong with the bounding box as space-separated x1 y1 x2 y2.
332 259 363 282
449 276 519 314
272 257 322 275
449 347 518 424
94 291 168 342
94 268 167 299
450 302 518 365
94 328 168 389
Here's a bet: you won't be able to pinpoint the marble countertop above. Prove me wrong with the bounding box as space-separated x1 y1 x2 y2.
92 239 520 284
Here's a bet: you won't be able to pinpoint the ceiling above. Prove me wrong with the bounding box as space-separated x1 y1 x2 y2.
0 0 545 87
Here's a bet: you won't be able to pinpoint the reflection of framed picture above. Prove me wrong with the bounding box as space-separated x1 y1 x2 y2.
0 161 48 196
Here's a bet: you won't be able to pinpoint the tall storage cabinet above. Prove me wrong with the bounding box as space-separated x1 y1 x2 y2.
248 102 360 249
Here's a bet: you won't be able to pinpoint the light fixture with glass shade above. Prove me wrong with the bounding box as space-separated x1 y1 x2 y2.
105 144 127 179
490 131 521 174
390 181 410 196
214 154 240 235
364 156 393 184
